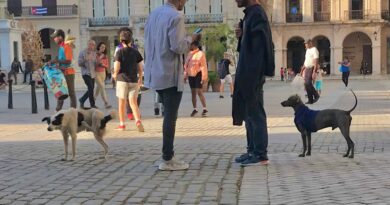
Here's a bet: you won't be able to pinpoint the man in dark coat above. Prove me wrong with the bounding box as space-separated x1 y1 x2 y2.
233 0 275 166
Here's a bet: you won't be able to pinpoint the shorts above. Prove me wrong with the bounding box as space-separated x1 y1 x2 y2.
220 74 233 84
315 80 323 90
116 81 139 100
188 72 202 89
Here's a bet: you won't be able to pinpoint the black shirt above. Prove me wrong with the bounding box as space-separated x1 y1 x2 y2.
0 72 5 83
115 47 143 83
222 59 231 75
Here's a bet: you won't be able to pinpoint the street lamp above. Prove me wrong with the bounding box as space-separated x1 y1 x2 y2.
374 31 378 41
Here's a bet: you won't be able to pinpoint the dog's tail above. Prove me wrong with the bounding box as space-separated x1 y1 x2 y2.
347 89 358 114
100 110 117 129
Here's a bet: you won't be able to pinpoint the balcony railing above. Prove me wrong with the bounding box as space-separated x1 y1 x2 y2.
345 10 365 20
382 10 390 21
314 12 330 22
8 5 78 17
89 16 129 27
286 13 302 23
185 13 223 24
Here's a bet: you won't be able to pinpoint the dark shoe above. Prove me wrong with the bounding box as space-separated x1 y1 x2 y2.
241 155 269 166
190 109 198 117
230 94 233 98
154 108 160 116
219 95 224 98
202 109 208 117
305 101 313 104
235 153 251 163
91 105 98 109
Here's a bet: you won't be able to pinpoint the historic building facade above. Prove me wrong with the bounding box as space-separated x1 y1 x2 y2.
271 0 390 76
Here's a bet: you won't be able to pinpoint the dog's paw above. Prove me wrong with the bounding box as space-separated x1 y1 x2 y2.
306 152 311 156
298 154 305 157
343 154 348 157
61 158 67 161
348 155 354 159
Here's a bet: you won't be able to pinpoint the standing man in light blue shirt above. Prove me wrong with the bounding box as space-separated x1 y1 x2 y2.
144 0 197 171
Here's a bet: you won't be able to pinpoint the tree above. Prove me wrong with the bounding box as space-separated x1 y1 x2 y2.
19 20 44 71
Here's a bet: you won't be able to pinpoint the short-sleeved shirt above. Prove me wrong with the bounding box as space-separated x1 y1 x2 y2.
304 47 319 68
58 43 75 75
115 47 143 83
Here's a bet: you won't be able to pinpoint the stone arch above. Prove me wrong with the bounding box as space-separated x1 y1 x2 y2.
287 36 305 74
312 35 331 74
342 31 372 74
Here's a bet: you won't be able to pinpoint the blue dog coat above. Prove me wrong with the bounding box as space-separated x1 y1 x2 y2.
294 105 320 132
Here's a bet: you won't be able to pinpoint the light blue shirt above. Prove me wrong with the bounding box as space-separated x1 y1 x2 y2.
144 3 190 91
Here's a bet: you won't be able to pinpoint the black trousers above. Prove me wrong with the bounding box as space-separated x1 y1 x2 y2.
342 71 350 87
304 67 319 103
80 75 95 107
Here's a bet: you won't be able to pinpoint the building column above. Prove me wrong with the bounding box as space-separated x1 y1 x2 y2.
331 46 343 76
274 48 283 77
302 0 314 22
372 45 381 75
330 0 340 21
273 0 286 23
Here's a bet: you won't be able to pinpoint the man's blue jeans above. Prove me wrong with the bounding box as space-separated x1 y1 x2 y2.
244 81 268 160
157 87 183 161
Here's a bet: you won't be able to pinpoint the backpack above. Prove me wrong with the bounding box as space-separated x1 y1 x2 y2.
217 60 228 79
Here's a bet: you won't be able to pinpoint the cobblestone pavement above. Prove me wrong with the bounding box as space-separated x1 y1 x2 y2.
0 79 390 204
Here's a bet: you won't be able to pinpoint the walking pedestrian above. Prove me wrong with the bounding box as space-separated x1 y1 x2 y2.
23 55 33 84
95 42 112 108
300 39 320 104
78 40 98 108
51 29 77 111
218 52 234 98
184 41 208 117
144 0 196 171
339 58 351 87
0 70 7 89
8 58 22 85
113 30 144 132
280 67 284 81
233 0 274 166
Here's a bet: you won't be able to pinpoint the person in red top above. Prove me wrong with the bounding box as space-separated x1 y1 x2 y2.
95 42 112 108
184 41 208 117
51 29 77 111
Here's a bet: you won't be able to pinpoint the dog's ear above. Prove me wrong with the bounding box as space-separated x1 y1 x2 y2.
42 117 51 124
52 113 64 126
77 112 84 126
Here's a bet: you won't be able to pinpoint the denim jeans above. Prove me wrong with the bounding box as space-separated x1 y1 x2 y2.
157 87 183 161
244 78 268 160
23 71 32 83
80 75 95 107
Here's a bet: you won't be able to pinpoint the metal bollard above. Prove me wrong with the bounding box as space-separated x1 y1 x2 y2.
8 79 13 109
43 80 49 110
31 80 37 114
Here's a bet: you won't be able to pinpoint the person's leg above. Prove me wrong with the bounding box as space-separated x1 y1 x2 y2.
345 71 350 87
191 88 197 109
128 84 141 121
115 81 128 130
158 87 183 161
65 74 77 109
23 72 27 83
341 72 346 86
118 98 126 125
197 88 206 108
79 75 89 107
88 78 96 107
220 80 225 97
245 82 268 161
94 72 102 100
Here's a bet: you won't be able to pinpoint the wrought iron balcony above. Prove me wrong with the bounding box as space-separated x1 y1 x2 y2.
345 10 364 20
8 5 78 17
89 16 129 27
286 13 302 23
314 12 330 22
382 10 390 21
185 13 223 24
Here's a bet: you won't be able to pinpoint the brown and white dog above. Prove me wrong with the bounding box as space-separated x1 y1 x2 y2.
42 108 116 161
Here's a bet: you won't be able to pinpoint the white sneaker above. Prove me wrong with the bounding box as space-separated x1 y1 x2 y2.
158 157 189 171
